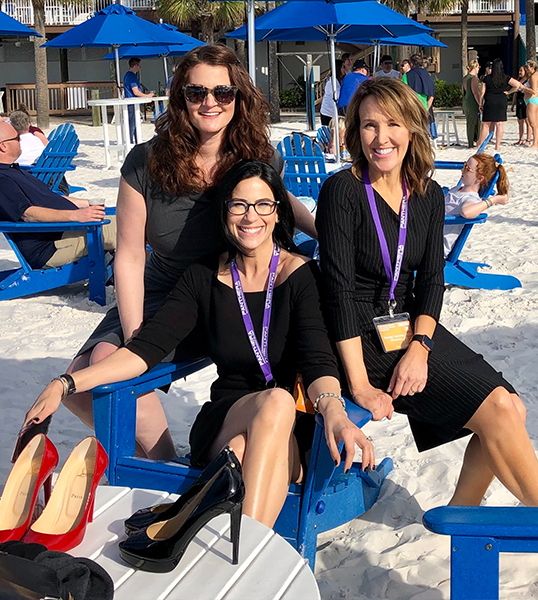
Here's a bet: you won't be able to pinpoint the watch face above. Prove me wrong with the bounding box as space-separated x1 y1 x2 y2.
421 335 434 351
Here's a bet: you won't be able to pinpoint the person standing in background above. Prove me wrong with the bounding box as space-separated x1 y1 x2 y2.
400 59 411 80
341 53 354 74
123 58 155 144
320 59 346 126
338 59 370 116
462 60 481 148
403 54 435 110
374 55 400 79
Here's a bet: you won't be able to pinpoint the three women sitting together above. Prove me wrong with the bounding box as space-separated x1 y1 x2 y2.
24 46 538 544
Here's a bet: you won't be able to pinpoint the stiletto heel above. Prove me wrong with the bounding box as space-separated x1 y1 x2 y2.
119 447 245 573
43 474 52 504
229 502 242 565
24 437 108 551
124 446 242 535
0 434 58 543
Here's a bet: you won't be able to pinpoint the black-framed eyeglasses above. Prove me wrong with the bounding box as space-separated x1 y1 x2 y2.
226 200 280 216
183 84 238 105
0 134 20 143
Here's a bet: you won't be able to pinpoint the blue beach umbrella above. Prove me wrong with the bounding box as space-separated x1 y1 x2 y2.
368 32 447 48
228 0 433 163
102 23 205 80
42 3 185 91
0 9 40 37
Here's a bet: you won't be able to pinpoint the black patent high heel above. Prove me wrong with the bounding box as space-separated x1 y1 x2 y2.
124 446 242 535
119 448 245 573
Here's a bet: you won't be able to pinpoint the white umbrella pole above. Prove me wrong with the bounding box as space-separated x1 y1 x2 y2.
163 56 169 82
329 34 341 167
114 46 123 98
247 0 256 85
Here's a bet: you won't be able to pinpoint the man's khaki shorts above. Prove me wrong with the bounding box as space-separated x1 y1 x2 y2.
44 216 116 268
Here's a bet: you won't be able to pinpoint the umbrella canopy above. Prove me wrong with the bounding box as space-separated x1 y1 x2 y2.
227 0 433 164
228 1 432 43
370 32 447 48
0 9 40 37
42 3 186 91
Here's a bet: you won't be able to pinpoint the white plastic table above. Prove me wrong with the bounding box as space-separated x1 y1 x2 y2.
71 486 320 600
88 97 167 169
435 110 461 146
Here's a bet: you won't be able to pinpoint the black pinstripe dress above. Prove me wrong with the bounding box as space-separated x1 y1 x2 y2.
316 168 515 452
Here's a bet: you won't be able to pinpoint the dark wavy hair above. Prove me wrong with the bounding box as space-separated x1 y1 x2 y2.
491 58 507 88
217 160 296 260
345 77 434 196
148 44 273 196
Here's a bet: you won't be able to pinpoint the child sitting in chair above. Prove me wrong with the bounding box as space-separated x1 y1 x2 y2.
444 153 509 257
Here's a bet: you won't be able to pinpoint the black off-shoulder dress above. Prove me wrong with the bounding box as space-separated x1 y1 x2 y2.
126 258 339 467
316 169 515 452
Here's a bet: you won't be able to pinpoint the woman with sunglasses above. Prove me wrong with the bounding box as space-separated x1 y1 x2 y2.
317 77 538 509
61 45 316 461
444 154 509 257
24 160 373 529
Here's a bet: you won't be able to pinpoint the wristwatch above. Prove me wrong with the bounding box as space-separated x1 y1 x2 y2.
411 334 434 352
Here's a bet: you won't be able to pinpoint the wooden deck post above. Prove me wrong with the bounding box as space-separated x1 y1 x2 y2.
91 89 101 127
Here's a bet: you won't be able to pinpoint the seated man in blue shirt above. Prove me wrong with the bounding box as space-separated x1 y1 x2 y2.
123 57 155 144
0 121 116 270
337 59 370 116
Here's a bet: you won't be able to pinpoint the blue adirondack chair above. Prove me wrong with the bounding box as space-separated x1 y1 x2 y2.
91 361 393 570
277 133 329 201
0 211 114 305
423 506 538 600
443 154 521 291
21 123 86 195
316 125 332 153
434 133 493 172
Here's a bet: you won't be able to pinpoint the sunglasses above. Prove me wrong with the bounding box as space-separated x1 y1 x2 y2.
226 200 279 216
183 84 238 105
383 61 393 65
462 163 476 173
0 134 20 143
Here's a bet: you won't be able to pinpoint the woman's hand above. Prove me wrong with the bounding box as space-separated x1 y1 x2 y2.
351 384 394 421
321 401 375 472
387 343 428 399
23 379 65 427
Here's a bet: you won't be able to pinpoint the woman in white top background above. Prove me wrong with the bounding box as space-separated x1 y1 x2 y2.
320 59 347 126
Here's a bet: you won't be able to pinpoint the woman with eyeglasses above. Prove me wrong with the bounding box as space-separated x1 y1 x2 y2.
25 160 373 528
443 154 509 256
58 44 316 461
317 77 538 508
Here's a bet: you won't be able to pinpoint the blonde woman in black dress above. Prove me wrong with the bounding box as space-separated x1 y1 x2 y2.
317 77 538 506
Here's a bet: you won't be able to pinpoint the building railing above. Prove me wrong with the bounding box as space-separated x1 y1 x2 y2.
0 0 156 26
6 82 118 115
435 0 514 14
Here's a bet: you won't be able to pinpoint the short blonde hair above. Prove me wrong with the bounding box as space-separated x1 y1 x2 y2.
527 59 538 72
466 60 479 73
345 77 434 196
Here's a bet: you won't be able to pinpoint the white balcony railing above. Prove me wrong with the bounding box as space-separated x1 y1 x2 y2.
441 0 514 14
0 0 156 26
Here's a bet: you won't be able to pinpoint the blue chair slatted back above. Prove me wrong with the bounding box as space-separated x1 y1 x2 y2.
25 123 80 193
277 134 328 200
316 125 331 153
434 132 494 172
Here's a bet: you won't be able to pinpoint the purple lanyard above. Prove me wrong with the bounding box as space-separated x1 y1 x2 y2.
231 244 281 385
362 168 408 317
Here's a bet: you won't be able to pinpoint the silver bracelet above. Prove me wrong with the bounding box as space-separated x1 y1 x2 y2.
51 376 69 400
484 197 493 208
313 392 346 413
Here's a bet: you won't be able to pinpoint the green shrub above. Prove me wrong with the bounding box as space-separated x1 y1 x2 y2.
433 80 462 108
279 88 305 108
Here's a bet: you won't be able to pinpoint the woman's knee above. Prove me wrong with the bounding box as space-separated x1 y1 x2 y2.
511 394 527 423
475 387 522 431
253 388 296 428
89 341 118 365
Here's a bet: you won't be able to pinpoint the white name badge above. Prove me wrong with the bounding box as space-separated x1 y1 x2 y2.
373 313 413 353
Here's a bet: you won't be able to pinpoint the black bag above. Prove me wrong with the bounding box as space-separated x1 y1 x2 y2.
0 552 68 600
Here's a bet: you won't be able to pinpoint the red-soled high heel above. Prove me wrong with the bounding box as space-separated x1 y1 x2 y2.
0 434 58 542
24 436 108 551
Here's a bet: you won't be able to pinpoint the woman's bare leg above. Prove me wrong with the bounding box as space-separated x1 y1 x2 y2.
477 121 491 148
452 388 538 506
517 118 524 143
209 388 301 528
494 122 504 150
63 342 176 460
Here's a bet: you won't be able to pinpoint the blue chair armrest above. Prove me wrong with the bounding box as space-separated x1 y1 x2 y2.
26 165 77 174
0 220 110 233
444 214 487 226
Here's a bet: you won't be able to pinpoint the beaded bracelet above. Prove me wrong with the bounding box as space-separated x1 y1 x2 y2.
313 392 346 413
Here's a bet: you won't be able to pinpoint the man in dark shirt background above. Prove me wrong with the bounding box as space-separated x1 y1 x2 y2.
0 121 116 270
123 57 155 144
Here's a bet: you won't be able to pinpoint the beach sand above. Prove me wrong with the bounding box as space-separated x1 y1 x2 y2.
1 112 538 599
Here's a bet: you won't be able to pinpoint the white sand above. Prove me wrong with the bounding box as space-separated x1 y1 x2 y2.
2 112 538 598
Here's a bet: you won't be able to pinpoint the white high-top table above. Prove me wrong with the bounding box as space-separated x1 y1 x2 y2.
71 486 320 600
88 96 169 169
